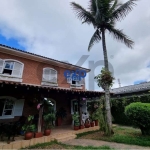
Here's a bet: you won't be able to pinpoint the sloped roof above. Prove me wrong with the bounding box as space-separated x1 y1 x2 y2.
0 44 90 72
0 81 103 94
111 81 150 94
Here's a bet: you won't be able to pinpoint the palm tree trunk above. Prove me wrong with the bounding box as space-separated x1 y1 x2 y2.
101 28 112 135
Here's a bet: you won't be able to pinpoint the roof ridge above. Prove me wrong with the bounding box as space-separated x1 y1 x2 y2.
0 44 90 71
112 81 150 90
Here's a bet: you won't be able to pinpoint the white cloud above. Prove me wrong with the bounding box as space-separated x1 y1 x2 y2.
0 0 149 91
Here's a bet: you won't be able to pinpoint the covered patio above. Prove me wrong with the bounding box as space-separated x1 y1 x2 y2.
0 81 104 147
0 125 99 149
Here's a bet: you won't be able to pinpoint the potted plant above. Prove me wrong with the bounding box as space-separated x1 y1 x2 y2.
92 110 99 126
43 106 56 136
87 101 99 126
56 107 67 126
89 116 95 127
22 115 36 140
79 120 84 129
72 112 80 130
35 98 55 137
84 118 90 128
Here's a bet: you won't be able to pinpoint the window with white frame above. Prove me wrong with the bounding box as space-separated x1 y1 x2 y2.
0 59 24 78
42 68 57 84
0 97 24 119
67 73 84 86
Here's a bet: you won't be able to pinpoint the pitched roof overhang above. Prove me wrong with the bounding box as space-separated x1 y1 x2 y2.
0 44 90 72
0 81 105 95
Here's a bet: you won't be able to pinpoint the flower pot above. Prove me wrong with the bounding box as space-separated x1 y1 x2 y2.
44 129 51 136
84 123 90 128
74 126 79 130
34 132 43 138
90 122 94 127
79 125 84 129
25 132 33 140
56 117 62 126
94 120 98 126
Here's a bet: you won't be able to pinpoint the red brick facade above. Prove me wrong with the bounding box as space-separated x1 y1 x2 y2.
0 47 91 125
0 52 85 89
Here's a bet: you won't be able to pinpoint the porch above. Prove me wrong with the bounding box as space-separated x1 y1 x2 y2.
0 125 99 149
0 81 103 125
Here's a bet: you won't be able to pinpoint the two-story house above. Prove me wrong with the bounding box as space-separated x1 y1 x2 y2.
0 44 103 125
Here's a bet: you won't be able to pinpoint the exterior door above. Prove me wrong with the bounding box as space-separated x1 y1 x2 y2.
71 99 79 114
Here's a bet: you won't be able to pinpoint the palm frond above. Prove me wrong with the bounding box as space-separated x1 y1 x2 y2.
95 0 102 24
88 0 97 16
71 2 95 25
109 0 120 13
107 26 134 48
88 29 101 51
112 0 137 21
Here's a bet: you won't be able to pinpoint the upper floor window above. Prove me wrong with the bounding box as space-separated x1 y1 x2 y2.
42 68 57 84
67 73 84 86
0 59 24 78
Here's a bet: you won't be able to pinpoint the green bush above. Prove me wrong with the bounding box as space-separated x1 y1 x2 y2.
111 94 150 125
125 102 150 135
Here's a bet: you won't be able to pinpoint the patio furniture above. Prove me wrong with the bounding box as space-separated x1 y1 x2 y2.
0 116 26 143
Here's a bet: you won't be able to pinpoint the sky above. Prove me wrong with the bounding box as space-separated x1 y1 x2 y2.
0 0 150 91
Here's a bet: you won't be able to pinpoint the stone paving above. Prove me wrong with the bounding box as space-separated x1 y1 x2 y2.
62 139 150 150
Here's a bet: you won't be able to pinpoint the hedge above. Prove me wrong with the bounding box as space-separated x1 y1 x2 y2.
125 102 150 135
111 94 150 125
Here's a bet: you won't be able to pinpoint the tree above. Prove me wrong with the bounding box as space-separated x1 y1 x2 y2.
71 0 137 135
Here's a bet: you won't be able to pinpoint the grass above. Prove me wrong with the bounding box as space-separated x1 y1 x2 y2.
22 139 114 149
76 125 150 147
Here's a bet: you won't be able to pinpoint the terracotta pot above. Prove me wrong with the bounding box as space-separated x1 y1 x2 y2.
56 117 62 126
25 132 33 140
84 123 90 128
74 126 79 130
94 120 98 126
79 125 84 129
44 129 51 136
90 122 94 127
34 132 43 138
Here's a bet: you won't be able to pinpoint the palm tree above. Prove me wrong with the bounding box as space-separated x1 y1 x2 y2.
71 0 137 134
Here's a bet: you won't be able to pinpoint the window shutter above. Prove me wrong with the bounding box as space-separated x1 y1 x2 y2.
67 76 72 83
12 62 23 78
50 69 57 83
13 99 24 116
43 68 50 81
67 73 72 84
0 59 4 73
76 81 80 86
79 78 85 85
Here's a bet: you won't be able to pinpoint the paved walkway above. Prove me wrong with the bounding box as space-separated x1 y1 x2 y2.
62 139 150 149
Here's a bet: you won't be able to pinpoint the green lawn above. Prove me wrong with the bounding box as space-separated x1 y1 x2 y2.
22 140 113 149
76 125 150 147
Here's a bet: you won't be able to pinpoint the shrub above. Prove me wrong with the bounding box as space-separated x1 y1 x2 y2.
111 94 150 125
125 102 150 135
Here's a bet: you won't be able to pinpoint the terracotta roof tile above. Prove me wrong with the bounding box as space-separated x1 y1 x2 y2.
0 81 104 94
0 44 90 71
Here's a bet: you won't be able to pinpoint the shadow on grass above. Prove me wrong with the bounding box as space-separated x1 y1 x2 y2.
76 126 150 147
21 139 114 149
